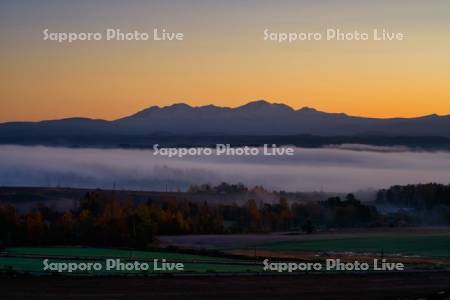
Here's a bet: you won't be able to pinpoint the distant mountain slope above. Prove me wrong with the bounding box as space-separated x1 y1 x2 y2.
0 100 449 140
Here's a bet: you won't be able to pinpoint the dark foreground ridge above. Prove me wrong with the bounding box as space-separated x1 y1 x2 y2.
1 272 449 300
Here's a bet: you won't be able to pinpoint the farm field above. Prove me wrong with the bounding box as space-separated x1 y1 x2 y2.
255 235 450 258
4 247 230 261
0 247 259 275
159 227 450 250
2 229 450 275
160 228 450 268
1 272 449 300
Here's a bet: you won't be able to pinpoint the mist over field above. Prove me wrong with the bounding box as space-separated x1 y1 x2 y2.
0 145 449 193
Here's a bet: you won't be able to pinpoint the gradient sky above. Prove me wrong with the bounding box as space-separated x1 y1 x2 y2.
1 0 449 122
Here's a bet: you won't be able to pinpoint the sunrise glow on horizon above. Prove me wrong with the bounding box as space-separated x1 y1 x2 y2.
1 0 450 122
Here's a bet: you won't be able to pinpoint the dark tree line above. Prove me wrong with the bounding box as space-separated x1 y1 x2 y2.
188 182 249 194
376 183 450 209
0 191 386 249
3 184 450 249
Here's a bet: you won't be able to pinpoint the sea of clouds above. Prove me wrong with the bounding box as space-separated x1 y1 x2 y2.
0 145 449 193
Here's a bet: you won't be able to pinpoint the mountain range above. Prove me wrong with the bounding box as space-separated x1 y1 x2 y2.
0 100 449 147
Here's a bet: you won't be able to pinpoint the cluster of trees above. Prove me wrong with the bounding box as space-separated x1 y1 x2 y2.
188 182 249 194
375 183 450 224
0 191 226 249
0 191 385 249
1 183 448 250
376 183 450 209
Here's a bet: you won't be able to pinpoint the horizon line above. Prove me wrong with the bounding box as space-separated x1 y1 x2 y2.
1 99 448 124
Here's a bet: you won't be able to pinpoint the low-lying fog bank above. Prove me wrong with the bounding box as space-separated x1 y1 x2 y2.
0 145 449 193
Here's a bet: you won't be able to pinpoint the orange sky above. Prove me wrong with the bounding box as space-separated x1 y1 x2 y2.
1 0 449 122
